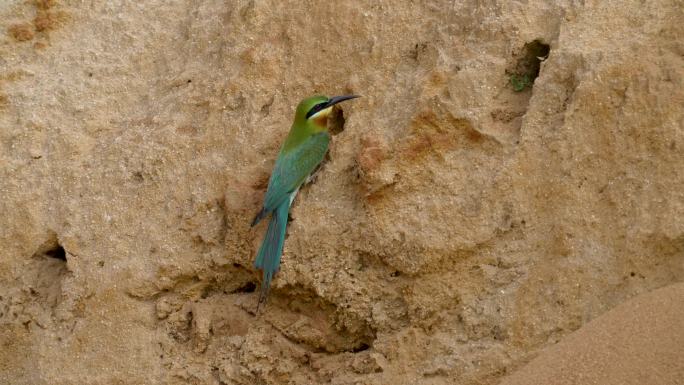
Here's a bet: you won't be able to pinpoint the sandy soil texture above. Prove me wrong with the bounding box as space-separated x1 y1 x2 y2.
1 1 682 384
500 283 684 385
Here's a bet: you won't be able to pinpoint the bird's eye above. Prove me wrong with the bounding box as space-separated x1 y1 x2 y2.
305 102 329 119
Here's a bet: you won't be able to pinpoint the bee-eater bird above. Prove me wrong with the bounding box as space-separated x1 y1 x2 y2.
251 94 359 307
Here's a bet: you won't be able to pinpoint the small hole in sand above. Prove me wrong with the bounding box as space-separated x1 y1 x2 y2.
234 281 256 293
328 106 347 135
508 40 550 92
45 244 66 261
30 234 68 308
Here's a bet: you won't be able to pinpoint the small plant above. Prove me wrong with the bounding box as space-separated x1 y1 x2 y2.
508 40 550 92
510 73 532 92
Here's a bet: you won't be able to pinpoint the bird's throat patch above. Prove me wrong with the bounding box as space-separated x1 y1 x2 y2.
313 114 328 129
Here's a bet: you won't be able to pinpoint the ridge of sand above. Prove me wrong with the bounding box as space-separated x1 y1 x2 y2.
500 283 684 385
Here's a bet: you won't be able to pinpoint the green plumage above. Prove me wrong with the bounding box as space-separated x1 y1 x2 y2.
263 132 330 214
252 132 330 303
252 95 359 309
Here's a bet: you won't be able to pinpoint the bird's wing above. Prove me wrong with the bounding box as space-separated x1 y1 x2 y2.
263 132 330 212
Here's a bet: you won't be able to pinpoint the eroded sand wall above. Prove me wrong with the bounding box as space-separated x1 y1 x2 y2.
1 1 682 384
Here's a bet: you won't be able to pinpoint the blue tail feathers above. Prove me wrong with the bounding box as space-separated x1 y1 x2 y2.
253 200 289 306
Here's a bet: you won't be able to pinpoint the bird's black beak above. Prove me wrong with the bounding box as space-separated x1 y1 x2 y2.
325 95 360 108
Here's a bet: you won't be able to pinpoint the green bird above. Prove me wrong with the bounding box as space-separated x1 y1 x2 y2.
251 94 359 306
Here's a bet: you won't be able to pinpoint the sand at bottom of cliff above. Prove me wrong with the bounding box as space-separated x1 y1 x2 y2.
500 282 684 385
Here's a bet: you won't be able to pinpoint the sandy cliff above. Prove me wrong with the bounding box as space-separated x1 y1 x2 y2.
1 1 682 384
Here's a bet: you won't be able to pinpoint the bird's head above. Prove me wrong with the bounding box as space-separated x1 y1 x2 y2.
294 94 360 132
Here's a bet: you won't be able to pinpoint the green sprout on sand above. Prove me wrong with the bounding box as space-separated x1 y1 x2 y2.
510 73 532 92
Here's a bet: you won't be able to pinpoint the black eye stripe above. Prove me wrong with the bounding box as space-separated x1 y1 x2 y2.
305 101 329 119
